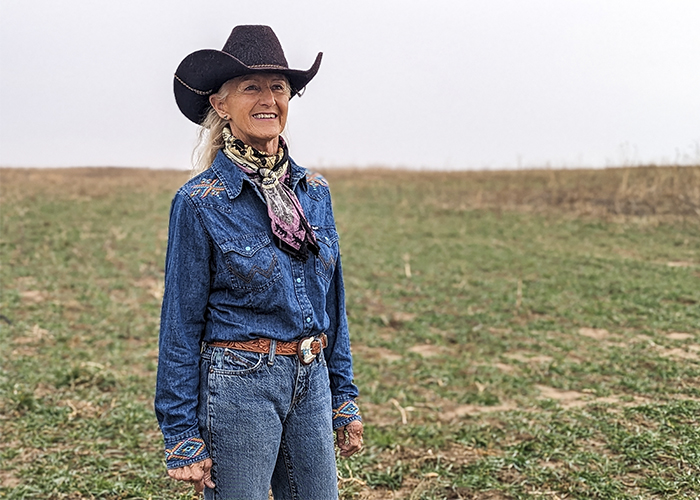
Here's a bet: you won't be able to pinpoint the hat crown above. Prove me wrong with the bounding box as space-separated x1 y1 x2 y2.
222 25 289 68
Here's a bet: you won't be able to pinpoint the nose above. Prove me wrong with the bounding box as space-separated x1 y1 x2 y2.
258 86 276 106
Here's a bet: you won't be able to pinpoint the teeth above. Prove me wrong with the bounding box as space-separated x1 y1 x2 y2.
253 113 276 119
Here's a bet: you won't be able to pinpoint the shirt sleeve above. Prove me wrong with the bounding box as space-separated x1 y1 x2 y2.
323 254 362 429
154 193 212 469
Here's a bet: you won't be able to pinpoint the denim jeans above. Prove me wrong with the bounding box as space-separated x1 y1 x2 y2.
199 344 338 500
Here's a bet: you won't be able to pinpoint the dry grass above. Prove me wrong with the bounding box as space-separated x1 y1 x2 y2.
0 167 189 203
2 165 699 219
324 165 700 219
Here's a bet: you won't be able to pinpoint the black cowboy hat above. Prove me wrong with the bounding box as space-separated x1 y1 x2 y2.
174 25 322 124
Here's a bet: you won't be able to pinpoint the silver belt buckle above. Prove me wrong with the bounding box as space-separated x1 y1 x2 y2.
297 337 317 365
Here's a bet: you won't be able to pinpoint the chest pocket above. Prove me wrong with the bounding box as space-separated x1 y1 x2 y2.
219 232 281 292
314 226 339 282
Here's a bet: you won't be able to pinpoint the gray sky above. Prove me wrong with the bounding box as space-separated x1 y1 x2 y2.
1 0 699 170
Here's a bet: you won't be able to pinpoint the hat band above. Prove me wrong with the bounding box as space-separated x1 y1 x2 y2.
174 74 213 96
247 64 289 70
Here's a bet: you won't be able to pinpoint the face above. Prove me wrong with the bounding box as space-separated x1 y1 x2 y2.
211 73 290 154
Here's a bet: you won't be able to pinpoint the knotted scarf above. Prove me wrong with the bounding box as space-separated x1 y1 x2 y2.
222 126 319 261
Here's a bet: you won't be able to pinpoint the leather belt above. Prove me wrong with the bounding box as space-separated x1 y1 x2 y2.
206 334 327 365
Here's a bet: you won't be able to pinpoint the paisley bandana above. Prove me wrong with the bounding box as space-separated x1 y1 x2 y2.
222 126 319 261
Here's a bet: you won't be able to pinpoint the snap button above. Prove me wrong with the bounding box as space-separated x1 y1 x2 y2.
306 317 312 323
296 278 302 283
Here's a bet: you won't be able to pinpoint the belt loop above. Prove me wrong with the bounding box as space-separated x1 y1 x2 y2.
268 340 277 366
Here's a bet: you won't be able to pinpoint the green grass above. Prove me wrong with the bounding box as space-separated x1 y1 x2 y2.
1 167 699 499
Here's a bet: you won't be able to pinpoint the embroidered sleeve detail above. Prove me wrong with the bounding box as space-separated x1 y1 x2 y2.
333 399 361 424
190 178 225 199
165 437 206 462
306 171 329 188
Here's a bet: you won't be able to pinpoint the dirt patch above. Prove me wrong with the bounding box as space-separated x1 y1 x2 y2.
353 345 402 363
503 352 553 364
18 290 47 304
536 386 653 409
666 332 695 341
407 344 443 358
479 362 517 373
0 469 20 489
659 348 700 361
590 395 652 407
439 402 518 421
536 385 586 406
667 261 696 268
578 327 610 340
488 327 513 335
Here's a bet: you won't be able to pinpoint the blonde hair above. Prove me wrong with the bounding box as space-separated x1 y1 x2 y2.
191 81 236 177
190 74 292 177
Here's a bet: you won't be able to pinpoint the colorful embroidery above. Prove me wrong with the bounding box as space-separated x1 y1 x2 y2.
165 437 206 462
190 178 225 199
333 400 361 422
306 171 328 188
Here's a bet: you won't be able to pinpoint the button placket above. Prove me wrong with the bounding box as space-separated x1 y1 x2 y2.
291 258 314 334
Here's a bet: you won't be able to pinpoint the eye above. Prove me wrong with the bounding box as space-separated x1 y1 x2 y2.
243 84 261 93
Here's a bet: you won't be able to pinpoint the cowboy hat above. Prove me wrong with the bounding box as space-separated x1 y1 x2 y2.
174 25 322 124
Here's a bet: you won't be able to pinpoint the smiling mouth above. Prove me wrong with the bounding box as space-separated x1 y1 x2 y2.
252 113 277 119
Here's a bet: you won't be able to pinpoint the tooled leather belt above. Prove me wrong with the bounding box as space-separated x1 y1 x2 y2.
206 334 327 365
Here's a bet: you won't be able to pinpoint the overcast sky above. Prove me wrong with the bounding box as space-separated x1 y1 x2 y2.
1 0 699 170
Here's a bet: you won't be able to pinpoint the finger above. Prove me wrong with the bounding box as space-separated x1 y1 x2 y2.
189 463 205 482
335 428 347 449
339 438 361 457
168 466 191 482
194 478 205 493
202 458 216 489
338 439 359 456
346 420 364 435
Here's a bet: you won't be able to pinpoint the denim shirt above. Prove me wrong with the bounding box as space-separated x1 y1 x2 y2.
155 150 361 469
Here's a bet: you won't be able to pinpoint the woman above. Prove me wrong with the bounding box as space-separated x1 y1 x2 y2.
155 25 363 499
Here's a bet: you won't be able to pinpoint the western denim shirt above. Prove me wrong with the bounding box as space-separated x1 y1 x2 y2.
155 151 361 469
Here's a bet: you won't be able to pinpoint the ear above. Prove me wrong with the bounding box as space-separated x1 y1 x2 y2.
209 95 228 119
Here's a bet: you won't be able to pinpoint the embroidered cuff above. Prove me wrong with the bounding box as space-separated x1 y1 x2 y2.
332 399 362 430
163 436 210 470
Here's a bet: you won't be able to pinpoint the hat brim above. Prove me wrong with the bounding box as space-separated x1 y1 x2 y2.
174 49 322 124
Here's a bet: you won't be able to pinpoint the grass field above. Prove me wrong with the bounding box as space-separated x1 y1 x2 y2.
1 165 699 499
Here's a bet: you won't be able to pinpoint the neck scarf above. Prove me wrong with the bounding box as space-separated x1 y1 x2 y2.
221 126 319 261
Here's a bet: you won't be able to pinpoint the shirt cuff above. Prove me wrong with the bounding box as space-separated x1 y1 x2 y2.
332 396 362 430
163 433 210 470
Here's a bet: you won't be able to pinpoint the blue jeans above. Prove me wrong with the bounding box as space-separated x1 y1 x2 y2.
199 344 339 500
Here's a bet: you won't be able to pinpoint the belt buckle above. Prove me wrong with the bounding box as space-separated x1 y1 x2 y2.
297 337 317 365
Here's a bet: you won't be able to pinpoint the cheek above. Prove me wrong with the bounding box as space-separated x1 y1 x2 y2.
278 104 289 128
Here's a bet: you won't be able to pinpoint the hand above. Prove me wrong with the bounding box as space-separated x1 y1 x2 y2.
335 419 364 457
167 458 215 493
